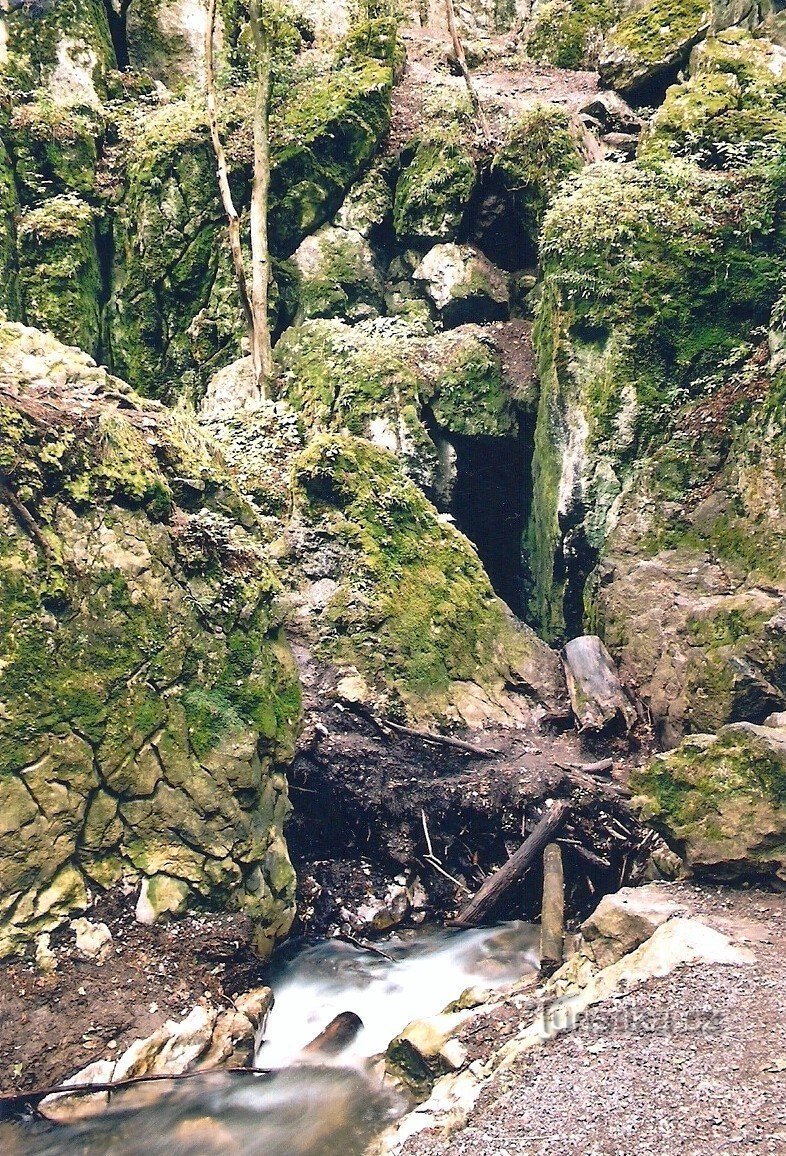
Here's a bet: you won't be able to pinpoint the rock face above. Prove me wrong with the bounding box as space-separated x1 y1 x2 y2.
529 153 786 742
632 723 786 879
0 323 300 958
281 432 565 725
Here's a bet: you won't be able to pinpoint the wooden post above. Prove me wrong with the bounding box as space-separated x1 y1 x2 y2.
539 842 565 976
451 800 569 929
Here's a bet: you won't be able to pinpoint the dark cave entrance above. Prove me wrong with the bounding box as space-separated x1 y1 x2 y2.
437 422 533 619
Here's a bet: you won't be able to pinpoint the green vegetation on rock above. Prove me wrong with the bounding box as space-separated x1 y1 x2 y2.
0 323 299 958
632 722 786 878
393 130 477 244
526 0 622 69
493 104 584 252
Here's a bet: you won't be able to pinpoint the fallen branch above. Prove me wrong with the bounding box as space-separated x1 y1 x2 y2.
0 480 56 563
555 758 614 776
0 1065 274 1118
558 839 611 871
450 800 570 929
337 933 394 962
384 719 497 757
444 0 490 140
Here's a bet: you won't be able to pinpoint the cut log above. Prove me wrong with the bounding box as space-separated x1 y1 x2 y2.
451 800 570 929
562 636 637 734
539 842 565 977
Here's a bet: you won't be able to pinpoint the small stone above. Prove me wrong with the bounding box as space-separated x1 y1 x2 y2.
71 918 113 962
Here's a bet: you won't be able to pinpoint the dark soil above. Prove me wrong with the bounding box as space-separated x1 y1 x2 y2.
0 895 266 1096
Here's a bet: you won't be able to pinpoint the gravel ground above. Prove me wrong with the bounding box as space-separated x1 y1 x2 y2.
401 884 786 1156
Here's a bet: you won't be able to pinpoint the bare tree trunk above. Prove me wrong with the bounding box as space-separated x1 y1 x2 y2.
205 0 255 358
249 0 274 392
444 0 490 140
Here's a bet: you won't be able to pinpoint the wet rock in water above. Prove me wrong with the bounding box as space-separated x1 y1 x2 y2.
39 990 273 1122
632 722 786 880
302 1011 364 1057
413 244 510 329
580 884 684 968
562 636 637 734
386 1009 472 1098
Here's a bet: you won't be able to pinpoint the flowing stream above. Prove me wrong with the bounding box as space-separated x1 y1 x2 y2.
11 922 539 1156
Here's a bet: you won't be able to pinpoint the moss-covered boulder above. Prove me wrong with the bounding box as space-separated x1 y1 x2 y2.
275 317 528 497
525 0 624 70
529 158 786 646
597 0 760 97
632 722 786 879
292 224 385 322
17 194 102 358
492 103 584 255
639 29 786 167
280 432 566 725
393 132 477 245
0 322 300 958
413 243 510 328
0 0 116 106
599 0 712 95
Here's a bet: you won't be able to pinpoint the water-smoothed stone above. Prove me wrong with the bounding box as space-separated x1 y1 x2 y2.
580 884 684 967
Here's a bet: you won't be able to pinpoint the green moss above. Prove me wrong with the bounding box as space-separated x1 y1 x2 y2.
600 0 710 93
640 31 786 168
9 98 103 205
393 130 477 244
291 433 511 715
633 727 786 836
2 0 115 98
526 0 622 69
17 194 101 357
0 140 20 321
492 103 583 253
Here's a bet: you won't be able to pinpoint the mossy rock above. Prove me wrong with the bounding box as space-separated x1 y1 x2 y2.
0 139 20 321
8 97 103 205
0 321 300 958
292 223 385 322
108 27 395 400
281 432 566 725
525 0 623 70
275 317 524 498
528 157 786 642
598 0 712 95
1 0 116 105
492 103 584 253
639 30 786 168
632 722 786 879
17 194 102 358
393 132 477 245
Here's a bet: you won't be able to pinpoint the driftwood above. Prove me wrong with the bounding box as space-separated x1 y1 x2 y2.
562 636 637 734
384 719 497 757
539 843 565 976
451 800 570 928
555 758 614 777
0 1066 274 1119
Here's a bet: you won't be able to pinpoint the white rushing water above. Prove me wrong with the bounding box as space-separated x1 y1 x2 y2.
15 921 539 1156
260 921 540 1067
